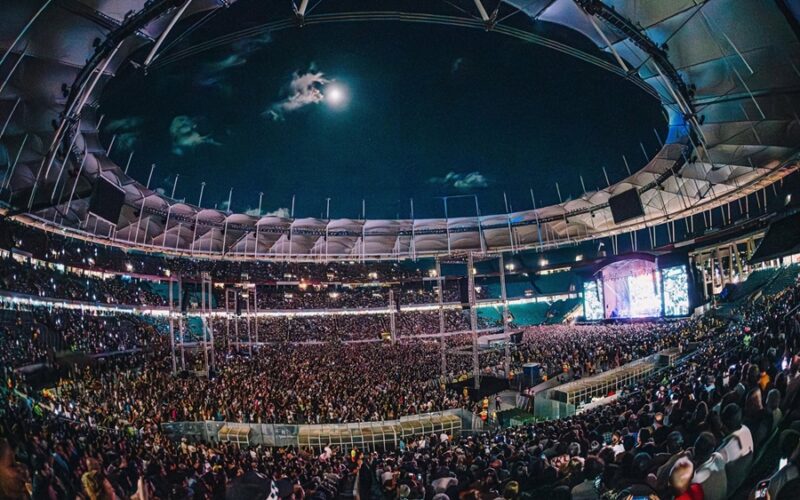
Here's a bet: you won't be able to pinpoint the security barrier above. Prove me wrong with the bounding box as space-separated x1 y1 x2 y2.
161 408 474 449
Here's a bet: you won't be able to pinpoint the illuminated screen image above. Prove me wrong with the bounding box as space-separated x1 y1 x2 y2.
583 259 690 321
626 273 662 318
662 266 690 316
583 280 604 320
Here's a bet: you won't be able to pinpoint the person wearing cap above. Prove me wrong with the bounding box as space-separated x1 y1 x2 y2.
502 480 519 499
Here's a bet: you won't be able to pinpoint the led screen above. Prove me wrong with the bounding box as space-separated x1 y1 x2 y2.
583 280 604 320
662 266 690 316
626 273 661 318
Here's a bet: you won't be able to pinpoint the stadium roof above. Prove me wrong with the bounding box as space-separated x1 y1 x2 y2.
1 0 799 260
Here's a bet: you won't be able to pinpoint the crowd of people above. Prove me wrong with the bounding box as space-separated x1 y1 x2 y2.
211 309 495 344
0 219 431 284
0 251 475 313
247 284 463 311
0 306 166 367
0 256 166 306
0 273 796 499
9 313 713 428
511 322 713 383
1 220 800 499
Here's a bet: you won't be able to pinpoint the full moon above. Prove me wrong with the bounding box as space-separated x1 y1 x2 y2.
325 84 346 107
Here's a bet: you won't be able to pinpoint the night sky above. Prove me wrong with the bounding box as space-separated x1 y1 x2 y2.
99 0 665 220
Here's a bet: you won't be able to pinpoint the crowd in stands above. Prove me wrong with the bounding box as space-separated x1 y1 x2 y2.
211 309 494 343
2 217 800 498
0 307 165 367
253 288 389 310
0 256 166 306
248 283 463 310
0 274 795 499
0 219 430 283
0 272 796 499
215 315 390 343
512 322 712 382
0 251 472 313
0 309 49 368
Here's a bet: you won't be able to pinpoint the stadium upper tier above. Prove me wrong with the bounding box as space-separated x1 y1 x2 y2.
1 0 799 260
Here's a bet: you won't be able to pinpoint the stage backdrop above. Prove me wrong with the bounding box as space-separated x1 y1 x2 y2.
601 259 661 319
580 253 691 320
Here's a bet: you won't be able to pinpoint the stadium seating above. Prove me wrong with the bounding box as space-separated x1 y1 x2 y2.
544 298 582 324
725 267 779 302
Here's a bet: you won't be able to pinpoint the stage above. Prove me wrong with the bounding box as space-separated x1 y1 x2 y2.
581 252 692 321
447 376 509 402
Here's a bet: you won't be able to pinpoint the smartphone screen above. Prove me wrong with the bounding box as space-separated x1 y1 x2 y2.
755 480 770 499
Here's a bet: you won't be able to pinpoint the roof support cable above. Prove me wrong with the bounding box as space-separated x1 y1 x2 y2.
0 48 27 98
143 0 195 71
697 9 765 121
575 0 697 133
156 6 221 59
2 133 27 192
293 0 310 25
0 0 52 69
581 8 629 73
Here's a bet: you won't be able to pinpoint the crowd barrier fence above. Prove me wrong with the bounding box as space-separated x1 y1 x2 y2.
160 408 480 450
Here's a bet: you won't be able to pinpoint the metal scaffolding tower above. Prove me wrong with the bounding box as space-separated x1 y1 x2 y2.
437 257 446 376
388 288 397 344
224 287 237 353
468 252 479 389
498 254 511 378
168 277 177 374
199 273 215 375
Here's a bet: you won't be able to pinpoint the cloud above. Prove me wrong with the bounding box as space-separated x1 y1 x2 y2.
197 32 272 89
264 67 331 121
243 206 291 218
105 117 144 132
218 200 231 211
428 171 490 190
115 132 139 152
169 116 220 156
206 54 247 74
154 175 178 198
265 207 291 217
245 207 291 217
231 32 273 54
104 117 144 152
451 57 465 74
